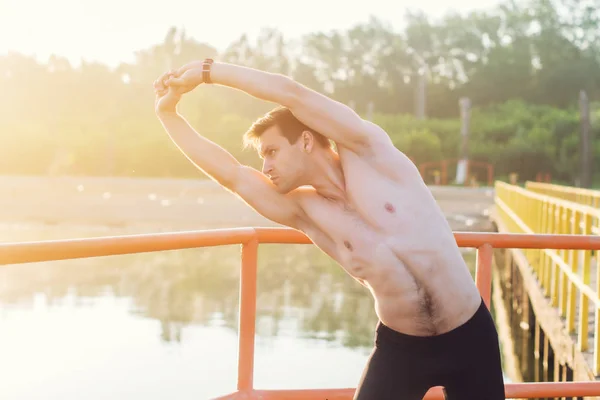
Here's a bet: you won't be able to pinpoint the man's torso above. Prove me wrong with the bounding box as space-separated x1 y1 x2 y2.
296 145 481 336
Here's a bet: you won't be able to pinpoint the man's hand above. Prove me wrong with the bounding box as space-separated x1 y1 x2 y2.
154 70 185 114
173 61 204 77
164 68 203 94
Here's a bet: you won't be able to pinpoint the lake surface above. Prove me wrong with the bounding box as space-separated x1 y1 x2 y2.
0 222 483 400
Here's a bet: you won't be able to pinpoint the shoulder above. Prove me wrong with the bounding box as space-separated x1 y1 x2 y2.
337 120 396 159
287 186 320 210
337 123 421 183
285 186 323 229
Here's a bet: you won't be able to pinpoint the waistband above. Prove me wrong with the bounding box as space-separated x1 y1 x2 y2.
375 298 491 350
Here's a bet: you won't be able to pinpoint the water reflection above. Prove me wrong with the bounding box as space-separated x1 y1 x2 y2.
0 225 479 399
0 227 476 349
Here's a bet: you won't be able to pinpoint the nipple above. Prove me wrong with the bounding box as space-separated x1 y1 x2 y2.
344 240 353 251
384 202 395 213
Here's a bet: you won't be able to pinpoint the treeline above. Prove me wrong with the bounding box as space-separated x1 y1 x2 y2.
1 0 599 184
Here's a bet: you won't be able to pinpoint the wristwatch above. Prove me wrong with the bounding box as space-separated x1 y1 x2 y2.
202 58 214 84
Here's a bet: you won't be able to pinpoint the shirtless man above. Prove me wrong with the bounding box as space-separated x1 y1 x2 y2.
154 59 505 399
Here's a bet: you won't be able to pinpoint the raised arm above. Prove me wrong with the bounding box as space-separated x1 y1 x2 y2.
166 61 391 153
154 76 304 228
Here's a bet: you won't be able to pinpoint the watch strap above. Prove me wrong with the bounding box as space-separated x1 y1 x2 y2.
202 58 214 84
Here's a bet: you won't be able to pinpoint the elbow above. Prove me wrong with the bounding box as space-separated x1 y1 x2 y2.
279 76 304 108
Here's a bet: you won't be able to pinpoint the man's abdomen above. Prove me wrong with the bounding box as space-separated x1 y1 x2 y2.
367 256 481 337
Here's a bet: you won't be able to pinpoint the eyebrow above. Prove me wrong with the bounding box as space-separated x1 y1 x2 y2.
259 145 274 158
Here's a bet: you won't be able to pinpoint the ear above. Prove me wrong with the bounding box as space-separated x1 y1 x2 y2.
301 130 315 153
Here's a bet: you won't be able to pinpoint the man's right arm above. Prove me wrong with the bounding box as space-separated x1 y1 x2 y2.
157 111 240 188
156 110 304 228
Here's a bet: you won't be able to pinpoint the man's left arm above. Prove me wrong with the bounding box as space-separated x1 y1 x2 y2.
168 61 392 153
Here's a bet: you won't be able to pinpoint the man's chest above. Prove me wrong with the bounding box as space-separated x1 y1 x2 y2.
299 196 412 284
298 150 429 259
299 182 411 265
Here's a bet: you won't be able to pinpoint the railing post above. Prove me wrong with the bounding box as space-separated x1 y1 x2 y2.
568 211 581 333
238 236 259 392
579 214 592 352
476 243 493 309
544 203 555 296
551 205 562 307
539 201 548 280
560 208 571 316
596 253 600 375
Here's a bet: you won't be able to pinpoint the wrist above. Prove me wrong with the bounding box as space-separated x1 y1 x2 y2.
156 105 178 115
202 58 214 84
156 102 179 115
177 59 214 85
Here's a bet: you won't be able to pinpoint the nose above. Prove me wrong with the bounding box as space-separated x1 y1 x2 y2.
262 160 273 176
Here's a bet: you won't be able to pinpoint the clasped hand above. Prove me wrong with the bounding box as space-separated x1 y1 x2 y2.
153 62 205 112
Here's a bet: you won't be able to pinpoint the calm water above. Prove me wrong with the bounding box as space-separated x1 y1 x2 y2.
0 223 480 400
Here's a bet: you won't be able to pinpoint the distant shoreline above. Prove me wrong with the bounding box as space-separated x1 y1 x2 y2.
0 175 495 232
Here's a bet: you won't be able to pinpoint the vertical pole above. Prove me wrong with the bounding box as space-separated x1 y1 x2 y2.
560 208 571 316
442 160 448 185
416 70 426 120
551 205 561 307
238 238 258 392
595 253 600 374
476 243 493 309
366 100 374 122
567 211 581 333
578 214 592 351
456 97 471 185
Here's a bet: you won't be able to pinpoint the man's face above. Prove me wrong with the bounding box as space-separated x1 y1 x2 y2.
258 126 307 193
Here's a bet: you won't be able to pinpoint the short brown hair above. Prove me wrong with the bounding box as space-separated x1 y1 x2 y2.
243 106 331 150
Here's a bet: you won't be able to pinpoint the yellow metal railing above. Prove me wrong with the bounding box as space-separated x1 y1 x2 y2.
495 181 600 374
526 181 600 208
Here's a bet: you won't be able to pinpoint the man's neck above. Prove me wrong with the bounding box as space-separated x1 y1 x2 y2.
308 150 346 202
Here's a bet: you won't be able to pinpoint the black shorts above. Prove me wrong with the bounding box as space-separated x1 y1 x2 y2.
354 298 505 400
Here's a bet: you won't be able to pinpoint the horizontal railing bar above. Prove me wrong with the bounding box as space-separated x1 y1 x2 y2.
255 228 600 249
527 181 600 198
0 228 258 266
3 228 600 266
216 381 600 400
497 181 600 218
254 227 312 244
455 232 600 249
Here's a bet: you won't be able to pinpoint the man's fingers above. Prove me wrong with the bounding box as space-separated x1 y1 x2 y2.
175 64 193 76
155 76 167 91
158 70 175 85
165 77 185 86
155 66 193 90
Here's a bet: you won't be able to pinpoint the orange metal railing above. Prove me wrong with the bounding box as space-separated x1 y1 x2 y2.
2 228 600 399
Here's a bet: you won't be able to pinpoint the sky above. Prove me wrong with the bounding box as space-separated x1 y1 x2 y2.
1 0 502 68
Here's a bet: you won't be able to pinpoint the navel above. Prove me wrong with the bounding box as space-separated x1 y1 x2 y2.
344 240 353 251
384 202 395 213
